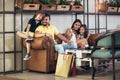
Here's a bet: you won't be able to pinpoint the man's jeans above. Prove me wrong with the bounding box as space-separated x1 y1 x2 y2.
55 43 77 54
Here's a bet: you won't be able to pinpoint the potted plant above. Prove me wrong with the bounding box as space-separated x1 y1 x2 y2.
116 0 120 12
24 0 33 3
40 0 56 11
109 0 117 7
15 0 22 9
67 0 75 6
60 0 68 5
74 0 82 5
107 0 118 12
41 0 52 5
98 1 108 12
71 0 83 11
15 0 33 9
56 0 70 11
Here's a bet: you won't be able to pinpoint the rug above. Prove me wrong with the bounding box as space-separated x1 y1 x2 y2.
0 76 24 80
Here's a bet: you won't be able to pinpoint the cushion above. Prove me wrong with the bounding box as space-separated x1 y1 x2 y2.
92 50 112 58
92 50 120 58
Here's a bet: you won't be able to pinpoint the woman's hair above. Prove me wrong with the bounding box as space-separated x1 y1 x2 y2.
79 24 89 38
33 11 44 18
71 19 82 29
71 19 82 34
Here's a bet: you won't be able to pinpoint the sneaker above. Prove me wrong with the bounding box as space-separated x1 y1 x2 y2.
23 54 31 60
25 36 33 42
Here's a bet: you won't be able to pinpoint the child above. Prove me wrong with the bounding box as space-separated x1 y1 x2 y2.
76 24 90 49
16 11 44 60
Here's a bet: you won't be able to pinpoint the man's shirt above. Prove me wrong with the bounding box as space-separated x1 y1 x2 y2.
35 25 59 39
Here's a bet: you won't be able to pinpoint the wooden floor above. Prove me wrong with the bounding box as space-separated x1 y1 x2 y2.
0 69 120 80
0 61 120 80
0 75 24 80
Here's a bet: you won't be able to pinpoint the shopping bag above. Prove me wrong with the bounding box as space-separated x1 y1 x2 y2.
55 54 74 77
70 56 77 77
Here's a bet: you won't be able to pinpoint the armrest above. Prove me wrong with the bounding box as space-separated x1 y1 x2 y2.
22 36 54 50
88 33 103 46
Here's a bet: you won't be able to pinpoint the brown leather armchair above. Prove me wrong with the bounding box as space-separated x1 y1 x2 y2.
22 36 55 73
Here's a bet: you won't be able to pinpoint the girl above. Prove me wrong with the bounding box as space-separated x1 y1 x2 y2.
16 11 44 60
76 24 90 49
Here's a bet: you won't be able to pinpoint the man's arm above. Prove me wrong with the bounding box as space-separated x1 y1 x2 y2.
57 33 72 44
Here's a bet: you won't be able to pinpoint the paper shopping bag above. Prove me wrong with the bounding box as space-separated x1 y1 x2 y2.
68 54 76 77
71 56 76 76
55 54 74 77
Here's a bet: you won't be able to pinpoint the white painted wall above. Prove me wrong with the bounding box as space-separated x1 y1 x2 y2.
16 14 84 33
16 14 77 33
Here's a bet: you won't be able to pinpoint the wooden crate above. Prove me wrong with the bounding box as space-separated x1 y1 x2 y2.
23 4 40 10
15 0 22 8
107 7 118 12
41 5 56 10
71 5 83 11
56 5 70 11
118 7 120 12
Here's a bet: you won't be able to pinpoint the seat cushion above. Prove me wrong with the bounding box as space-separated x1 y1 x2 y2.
115 50 120 58
92 50 112 58
92 50 120 58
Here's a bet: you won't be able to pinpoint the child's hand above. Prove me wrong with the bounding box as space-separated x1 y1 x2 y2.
65 28 72 40
46 33 53 39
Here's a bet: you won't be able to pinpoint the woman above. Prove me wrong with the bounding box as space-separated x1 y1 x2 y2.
63 19 82 50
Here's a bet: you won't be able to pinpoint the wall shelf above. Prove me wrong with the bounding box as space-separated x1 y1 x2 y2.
15 10 84 14
0 11 16 14
107 12 120 15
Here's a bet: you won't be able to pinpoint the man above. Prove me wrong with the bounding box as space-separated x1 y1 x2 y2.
34 13 72 54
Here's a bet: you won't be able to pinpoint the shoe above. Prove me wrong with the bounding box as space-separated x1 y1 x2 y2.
23 54 31 60
25 36 33 42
